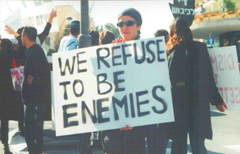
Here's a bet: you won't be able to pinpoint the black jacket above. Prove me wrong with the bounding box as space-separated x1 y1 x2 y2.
168 41 223 140
22 44 48 105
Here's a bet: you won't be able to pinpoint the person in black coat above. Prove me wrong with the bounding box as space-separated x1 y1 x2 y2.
166 17 227 154
0 39 17 154
21 27 48 154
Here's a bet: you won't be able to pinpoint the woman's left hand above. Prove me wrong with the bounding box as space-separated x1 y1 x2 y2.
217 102 227 112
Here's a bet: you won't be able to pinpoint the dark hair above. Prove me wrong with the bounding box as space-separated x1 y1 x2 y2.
166 17 193 53
154 29 169 42
23 27 37 42
99 30 115 45
90 30 99 46
17 27 24 35
70 28 80 35
0 39 15 57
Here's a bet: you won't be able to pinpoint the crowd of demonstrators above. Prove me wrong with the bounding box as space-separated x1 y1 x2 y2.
3 10 57 139
2 9 57 154
5 9 57 64
0 6 229 154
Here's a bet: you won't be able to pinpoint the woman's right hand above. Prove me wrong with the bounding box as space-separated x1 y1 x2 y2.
112 38 125 43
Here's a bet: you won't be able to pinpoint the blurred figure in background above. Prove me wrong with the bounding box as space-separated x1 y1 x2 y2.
99 30 115 45
89 30 99 46
153 29 169 42
58 20 80 52
146 29 169 154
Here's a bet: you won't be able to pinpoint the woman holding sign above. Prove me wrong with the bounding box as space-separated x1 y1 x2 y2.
101 8 146 154
166 17 227 154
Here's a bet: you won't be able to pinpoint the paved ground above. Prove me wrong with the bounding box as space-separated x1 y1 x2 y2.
3 107 240 154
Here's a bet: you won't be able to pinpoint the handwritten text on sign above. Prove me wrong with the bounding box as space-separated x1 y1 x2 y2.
208 46 240 110
52 37 174 136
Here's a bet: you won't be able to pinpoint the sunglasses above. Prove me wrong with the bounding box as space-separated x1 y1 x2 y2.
117 20 136 27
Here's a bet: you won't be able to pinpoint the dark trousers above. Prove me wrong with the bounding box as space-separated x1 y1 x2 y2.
1 119 9 145
101 127 146 154
24 104 44 154
79 133 92 154
147 124 169 154
171 131 207 154
18 104 24 134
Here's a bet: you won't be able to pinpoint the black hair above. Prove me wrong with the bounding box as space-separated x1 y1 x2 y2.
0 39 15 57
90 30 99 46
23 27 37 42
154 29 169 42
99 30 115 45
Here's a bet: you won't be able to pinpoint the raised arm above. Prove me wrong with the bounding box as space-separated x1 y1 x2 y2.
48 9 57 24
5 26 20 38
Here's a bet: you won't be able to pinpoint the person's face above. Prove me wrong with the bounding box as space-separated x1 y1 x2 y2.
118 16 141 41
21 30 26 47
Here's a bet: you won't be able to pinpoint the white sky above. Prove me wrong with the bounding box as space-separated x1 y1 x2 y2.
0 0 174 39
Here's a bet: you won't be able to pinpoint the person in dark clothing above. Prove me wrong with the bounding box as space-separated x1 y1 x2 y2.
21 26 48 154
101 8 146 154
166 17 227 154
4 9 57 136
90 30 99 46
146 29 169 154
0 39 17 154
153 29 169 42
99 30 115 45
90 30 116 150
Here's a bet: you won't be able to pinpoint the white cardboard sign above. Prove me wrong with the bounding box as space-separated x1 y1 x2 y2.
52 37 174 136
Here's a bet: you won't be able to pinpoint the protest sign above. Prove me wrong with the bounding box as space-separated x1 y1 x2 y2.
208 46 240 110
52 37 174 136
169 0 195 26
4 0 58 34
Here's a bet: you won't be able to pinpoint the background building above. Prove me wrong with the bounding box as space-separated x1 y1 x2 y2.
42 5 95 55
191 0 240 60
